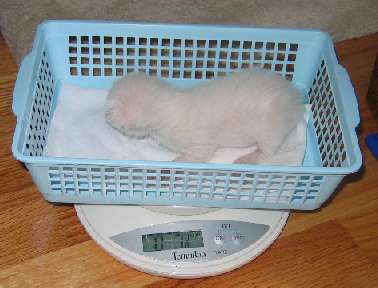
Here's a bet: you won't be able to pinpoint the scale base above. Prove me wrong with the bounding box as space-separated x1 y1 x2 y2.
75 205 289 278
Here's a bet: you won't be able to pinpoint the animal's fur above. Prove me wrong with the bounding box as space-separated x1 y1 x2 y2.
106 68 305 163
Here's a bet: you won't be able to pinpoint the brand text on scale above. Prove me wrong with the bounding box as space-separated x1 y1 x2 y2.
172 250 207 261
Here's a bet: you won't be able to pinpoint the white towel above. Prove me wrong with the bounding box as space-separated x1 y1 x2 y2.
46 84 310 165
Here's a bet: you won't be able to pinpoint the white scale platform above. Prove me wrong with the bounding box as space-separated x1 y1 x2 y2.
75 205 288 278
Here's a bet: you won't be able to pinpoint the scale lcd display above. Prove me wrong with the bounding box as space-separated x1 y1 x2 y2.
142 230 204 252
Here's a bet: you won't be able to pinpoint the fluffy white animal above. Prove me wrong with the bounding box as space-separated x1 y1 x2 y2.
106 68 305 163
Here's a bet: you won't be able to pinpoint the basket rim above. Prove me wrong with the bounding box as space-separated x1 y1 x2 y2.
37 19 331 36
12 148 362 175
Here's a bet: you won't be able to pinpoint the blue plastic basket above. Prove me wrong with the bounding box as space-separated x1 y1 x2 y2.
11 20 362 210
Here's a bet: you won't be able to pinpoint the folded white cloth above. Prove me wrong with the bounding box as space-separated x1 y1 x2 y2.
46 84 310 165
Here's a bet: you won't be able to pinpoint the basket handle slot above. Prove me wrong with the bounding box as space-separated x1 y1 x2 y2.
12 53 34 118
336 64 360 129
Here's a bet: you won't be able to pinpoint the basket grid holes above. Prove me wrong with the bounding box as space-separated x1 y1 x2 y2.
24 50 55 157
308 60 347 167
68 35 298 80
48 166 322 204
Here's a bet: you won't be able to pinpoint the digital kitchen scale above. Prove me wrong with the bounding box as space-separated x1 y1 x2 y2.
75 205 288 278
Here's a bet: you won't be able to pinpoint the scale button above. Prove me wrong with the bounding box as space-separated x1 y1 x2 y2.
232 233 244 245
214 234 225 245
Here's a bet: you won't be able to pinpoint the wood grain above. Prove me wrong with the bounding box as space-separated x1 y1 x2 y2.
0 33 377 287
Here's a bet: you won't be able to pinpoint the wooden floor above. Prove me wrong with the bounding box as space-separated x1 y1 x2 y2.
0 33 377 287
